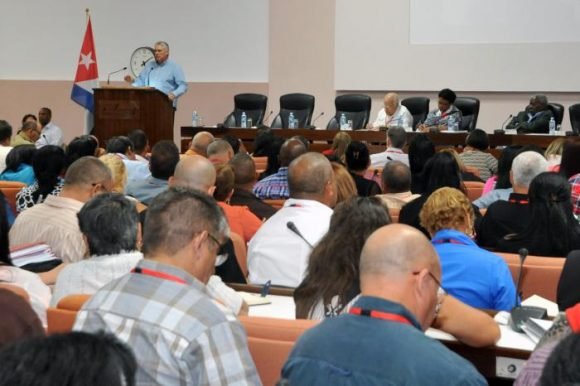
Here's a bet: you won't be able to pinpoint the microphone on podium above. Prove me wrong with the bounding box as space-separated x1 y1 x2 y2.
107 67 128 85
308 112 325 129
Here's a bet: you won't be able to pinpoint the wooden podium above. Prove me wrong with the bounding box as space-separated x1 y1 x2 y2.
93 87 174 146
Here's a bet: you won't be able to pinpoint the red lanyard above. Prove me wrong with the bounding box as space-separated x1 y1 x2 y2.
509 198 529 205
349 307 412 325
131 267 187 285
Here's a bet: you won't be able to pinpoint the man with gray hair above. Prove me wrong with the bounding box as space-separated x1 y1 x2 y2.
370 126 409 168
75 188 260 385
506 94 554 134
207 139 234 165
124 41 187 106
376 161 419 210
369 92 413 130
248 152 337 287
476 151 548 249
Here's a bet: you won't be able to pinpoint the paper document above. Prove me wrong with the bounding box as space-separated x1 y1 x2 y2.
239 292 272 306
522 295 559 318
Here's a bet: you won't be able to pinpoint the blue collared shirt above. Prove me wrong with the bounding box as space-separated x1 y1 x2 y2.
432 229 516 311
253 167 290 199
133 59 187 106
125 176 168 206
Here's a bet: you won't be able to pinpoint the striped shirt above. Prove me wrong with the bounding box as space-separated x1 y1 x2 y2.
74 259 260 386
253 167 289 200
460 150 498 181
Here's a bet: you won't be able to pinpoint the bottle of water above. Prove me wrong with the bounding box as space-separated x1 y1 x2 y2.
447 115 456 132
339 113 347 130
241 112 247 128
192 111 198 127
288 112 296 129
549 117 556 135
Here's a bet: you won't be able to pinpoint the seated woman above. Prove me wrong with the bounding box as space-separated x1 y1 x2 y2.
419 187 516 311
16 145 66 213
408 134 436 194
331 162 357 205
417 88 462 132
345 141 381 197
0 145 36 185
497 172 580 257
294 196 499 347
459 129 498 181
322 132 351 164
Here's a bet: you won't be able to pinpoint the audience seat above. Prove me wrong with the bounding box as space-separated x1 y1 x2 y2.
464 166 481 179
455 97 480 131
263 199 285 210
569 103 580 134
498 253 565 302
464 181 485 201
253 156 268 175
0 283 30 301
388 208 400 223
46 294 90 334
231 232 248 278
0 181 26 214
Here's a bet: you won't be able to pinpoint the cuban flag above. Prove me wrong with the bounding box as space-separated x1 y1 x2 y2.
71 16 99 113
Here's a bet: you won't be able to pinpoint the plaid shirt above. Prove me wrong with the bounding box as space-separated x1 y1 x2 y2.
570 173 580 216
253 167 289 199
74 259 261 386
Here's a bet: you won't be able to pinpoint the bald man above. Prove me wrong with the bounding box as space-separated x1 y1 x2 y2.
369 92 413 131
253 138 307 199
282 224 486 385
248 152 336 287
184 131 215 158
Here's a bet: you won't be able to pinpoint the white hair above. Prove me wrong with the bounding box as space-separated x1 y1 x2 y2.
512 151 548 188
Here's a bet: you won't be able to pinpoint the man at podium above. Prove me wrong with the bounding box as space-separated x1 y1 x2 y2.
124 41 188 107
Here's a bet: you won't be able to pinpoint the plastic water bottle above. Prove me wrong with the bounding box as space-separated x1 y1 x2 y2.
549 117 556 135
447 115 457 132
241 112 247 128
192 111 198 127
288 112 296 129
339 113 347 130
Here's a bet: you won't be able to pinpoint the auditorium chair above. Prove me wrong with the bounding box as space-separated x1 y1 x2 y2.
326 94 372 130
46 294 90 334
464 181 485 201
263 199 285 210
270 93 315 129
223 93 268 128
455 97 480 131
569 104 580 134
252 156 268 174
401 97 429 131
0 181 26 214
548 103 565 126
0 283 30 301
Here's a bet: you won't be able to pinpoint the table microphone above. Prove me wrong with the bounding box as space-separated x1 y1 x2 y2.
263 110 274 125
308 112 325 129
107 66 128 85
509 248 547 332
286 221 313 249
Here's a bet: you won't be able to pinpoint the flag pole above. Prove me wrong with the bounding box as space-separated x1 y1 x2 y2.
85 8 94 135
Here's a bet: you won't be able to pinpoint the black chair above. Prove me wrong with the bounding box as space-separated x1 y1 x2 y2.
270 93 315 129
326 94 371 130
223 93 268 127
548 103 565 126
455 97 480 131
401 97 429 131
569 104 580 134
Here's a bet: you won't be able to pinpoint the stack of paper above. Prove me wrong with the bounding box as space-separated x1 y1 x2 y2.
10 243 57 267
521 318 554 344
239 292 272 306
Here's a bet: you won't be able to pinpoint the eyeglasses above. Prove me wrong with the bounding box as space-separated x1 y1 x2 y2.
413 270 447 318
207 233 228 267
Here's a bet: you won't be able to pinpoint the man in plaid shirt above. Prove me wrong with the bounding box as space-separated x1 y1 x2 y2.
75 188 260 385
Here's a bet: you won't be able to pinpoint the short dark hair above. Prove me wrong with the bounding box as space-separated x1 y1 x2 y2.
127 129 148 153
387 127 406 149
439 88 457 104
465 129 489 151
214 164 235 201
66 135 98 166
40 107 52 117
106 136 134 155
229 153 256 186
64 156 112 187
0 331 137 386
149 140 179 180
77 193 139 256
0 120 13 142
32 145 66 203
21 114 37 124
540 333 580 386
222 134 241 154
288 152 332 197
382 161 412 193
345 141 371 172
3 145 36 173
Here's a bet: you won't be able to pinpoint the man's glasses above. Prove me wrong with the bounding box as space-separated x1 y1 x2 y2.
207 233 228 267
413 270 447 318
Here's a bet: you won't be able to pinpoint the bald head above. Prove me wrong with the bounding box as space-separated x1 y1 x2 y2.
279 139 307 167
384 93 400 116
170 155 216 193
229 153 256 187
190 131 215 157
288 152 336 206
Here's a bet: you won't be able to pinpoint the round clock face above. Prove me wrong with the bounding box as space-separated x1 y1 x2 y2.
130 47 155 77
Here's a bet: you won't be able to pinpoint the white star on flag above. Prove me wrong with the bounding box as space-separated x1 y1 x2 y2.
78 51 95 70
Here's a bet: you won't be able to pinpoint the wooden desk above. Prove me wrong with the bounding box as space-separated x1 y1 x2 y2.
180 126 567 154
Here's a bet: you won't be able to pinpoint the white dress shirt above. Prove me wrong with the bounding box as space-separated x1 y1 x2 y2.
247 198 333 287
370 147 410 169
0 145 12 172
35 122 64 148
371 105 413 130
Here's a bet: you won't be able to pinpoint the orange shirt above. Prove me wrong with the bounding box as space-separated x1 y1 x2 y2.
217 202 262 243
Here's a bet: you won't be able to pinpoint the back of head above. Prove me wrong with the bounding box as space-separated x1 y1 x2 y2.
64 156 112 189
290 135 310 151
511 151 548 189
261 136 285 176
0 192 10 264
382 161 412 193
345 141 371 172
540 333 580 386
229 153 256 186
438 88 457 104
408 134 435 175
106 136 134 156
191 131 215 157
545 138 566 160
387 127 406 149
172 155 216 192
32 145 66 202
559 141 580 179
419 187 474 236
533 94 549 110
0 331 137 386
4 145 36 172
127 129 148 154
77 193 139 256
0 288 44 349
330 132 351 161
222 134 241 154
143 187 228 257
422 152 463 194
495 145 523 189
99 154 127 194
279 138 307 167
331 162 357 204
0 120 13 143
251 128 274 157
465 129 489 151
213 164 235 202
207 139 234 164
288 152 333 203
557 250 580 310
66 135 98 167
149 140 179 180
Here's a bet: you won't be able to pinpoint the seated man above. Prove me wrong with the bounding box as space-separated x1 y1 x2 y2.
369 92 413 131
476 151 548 249
417 88 462 132
75 188 260 384
376 161 419 210
281 224 486 385
506 95 554 134
127 128 150 162
9 157 113 263
248 152 336 287
107 136 150 184
184 131 215 158
207 139 234 165
253 138 307 200
11 121 40 147
369 126 409 169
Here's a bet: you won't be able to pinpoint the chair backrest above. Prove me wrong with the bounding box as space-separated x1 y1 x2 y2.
46 294 91 335
270 93 315 129
223 93 268 127
569 104 580 134
455 97 480 131
401 97 430 131
0 181 26 214
230 232 248 278
326 94 371 130
263 199 285 209
498 253 565 302
548 103 565 126
252 156 268 174
364 167 383 189
0 283 30 301
464 181 485 201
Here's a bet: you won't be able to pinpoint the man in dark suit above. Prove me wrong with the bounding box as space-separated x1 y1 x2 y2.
506 94 554 134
